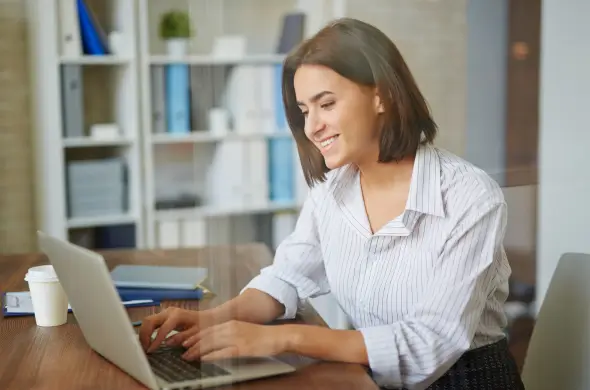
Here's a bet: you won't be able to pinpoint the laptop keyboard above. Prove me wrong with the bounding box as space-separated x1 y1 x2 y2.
147 345 231 383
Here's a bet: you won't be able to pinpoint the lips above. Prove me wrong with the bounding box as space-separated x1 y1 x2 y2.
320 135 339 148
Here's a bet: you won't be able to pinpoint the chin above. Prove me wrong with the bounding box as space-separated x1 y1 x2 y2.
323 154 349 170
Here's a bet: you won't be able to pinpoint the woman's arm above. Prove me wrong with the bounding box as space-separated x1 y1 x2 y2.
207 288 286 325
206 191 328 326
181 320 370 363
282 324 369 365
230 192 329 320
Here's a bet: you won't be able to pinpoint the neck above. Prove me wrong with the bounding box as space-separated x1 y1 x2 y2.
357 154 415 190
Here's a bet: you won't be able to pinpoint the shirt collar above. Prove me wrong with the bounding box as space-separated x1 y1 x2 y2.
405 144 445 218
330 144 446 216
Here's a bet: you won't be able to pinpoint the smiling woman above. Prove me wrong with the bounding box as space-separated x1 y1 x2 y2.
140 17 525 390
281 18 437 187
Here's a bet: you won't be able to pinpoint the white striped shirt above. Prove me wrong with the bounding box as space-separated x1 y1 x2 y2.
244 144 511 389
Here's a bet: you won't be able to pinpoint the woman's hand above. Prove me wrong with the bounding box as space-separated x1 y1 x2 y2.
139 307 219 353
180 320 290 361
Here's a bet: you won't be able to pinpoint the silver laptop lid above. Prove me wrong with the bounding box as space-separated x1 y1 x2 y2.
37 231 160 390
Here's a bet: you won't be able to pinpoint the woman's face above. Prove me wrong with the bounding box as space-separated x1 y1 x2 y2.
293 64 383 170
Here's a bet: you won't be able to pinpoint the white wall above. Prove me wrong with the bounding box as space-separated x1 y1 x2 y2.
537 0 590 307
464 0 508 186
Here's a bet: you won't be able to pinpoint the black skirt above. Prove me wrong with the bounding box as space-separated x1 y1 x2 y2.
379 338 525 390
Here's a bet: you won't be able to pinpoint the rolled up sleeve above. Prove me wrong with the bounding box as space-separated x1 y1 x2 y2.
241 194 329 320
359 197 508 389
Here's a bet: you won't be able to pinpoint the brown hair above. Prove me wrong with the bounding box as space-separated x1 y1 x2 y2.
282 17 437 187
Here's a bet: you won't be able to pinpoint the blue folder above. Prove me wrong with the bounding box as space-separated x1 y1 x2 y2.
76 0 108 55
165 64 191 134
116 287 203 301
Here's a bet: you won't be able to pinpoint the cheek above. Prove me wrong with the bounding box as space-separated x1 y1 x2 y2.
331 113 372 146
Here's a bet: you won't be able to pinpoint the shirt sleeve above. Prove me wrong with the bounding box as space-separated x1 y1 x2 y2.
241 194 329 320
358 195 508 389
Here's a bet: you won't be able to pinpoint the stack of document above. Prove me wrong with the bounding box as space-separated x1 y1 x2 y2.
110 265 210 302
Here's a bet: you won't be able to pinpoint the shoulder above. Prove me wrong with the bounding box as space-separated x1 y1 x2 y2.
435 147 505 217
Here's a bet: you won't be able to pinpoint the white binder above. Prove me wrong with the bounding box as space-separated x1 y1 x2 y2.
59 0 82 57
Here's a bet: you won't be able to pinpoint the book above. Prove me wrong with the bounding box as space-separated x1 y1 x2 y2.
2 291 157 317
117 286 204 301
60 64 84 138
151 65 166 133
109 264 209 291
59 0 82 58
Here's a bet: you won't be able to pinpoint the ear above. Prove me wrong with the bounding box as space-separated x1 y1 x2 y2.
373 89 385 114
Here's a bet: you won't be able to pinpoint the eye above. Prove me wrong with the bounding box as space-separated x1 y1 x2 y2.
321 101 335 109
301 110 309 118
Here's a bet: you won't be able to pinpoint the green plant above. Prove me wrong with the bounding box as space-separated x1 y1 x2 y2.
159 10 192 39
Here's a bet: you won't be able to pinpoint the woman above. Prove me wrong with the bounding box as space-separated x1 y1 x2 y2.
139 17 524 390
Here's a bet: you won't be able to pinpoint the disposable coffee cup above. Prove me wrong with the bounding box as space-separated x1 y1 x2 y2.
24 265 69 327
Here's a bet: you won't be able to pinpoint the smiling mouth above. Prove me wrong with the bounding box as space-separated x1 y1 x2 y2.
320 135 339 148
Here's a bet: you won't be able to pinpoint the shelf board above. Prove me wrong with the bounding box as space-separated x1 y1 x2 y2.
149 54 285 66
63 137 135 148
67 213 137 229
154 201 302 221
151 131 291 144
59 55 132 65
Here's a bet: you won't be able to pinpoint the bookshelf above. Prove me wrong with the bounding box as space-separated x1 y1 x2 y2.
137 0 343 250
27 0 143 249
26 0 345 251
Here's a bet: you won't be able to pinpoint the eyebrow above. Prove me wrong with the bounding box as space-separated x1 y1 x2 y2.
297 91 334 107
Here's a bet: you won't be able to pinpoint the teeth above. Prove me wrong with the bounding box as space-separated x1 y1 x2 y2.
320 136 337 147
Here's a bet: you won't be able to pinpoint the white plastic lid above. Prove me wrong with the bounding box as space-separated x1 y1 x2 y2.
24 265 59 283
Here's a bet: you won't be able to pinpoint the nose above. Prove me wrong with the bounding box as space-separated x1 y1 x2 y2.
304 111 326 140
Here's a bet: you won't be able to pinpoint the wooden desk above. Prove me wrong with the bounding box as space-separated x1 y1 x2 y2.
0 244 378 390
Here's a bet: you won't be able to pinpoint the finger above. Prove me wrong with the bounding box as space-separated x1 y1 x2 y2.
182 319 231 349
148 317 180 353
181 330 202 348
182 331 231 361
165 326 200 347
200 346 239 361
139 311 168 351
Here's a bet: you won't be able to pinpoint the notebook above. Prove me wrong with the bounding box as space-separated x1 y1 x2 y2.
109 265 209 291
2 291 157 317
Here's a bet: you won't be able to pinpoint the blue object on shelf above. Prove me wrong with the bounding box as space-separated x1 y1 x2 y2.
273 64 288 132
165 64 191 134
76 0 107 55
268 138 295 202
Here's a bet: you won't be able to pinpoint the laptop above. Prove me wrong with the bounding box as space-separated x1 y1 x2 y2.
37 231 296 390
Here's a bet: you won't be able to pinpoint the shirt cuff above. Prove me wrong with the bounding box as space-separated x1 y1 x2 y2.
358 325 402 388
240 274 299 320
